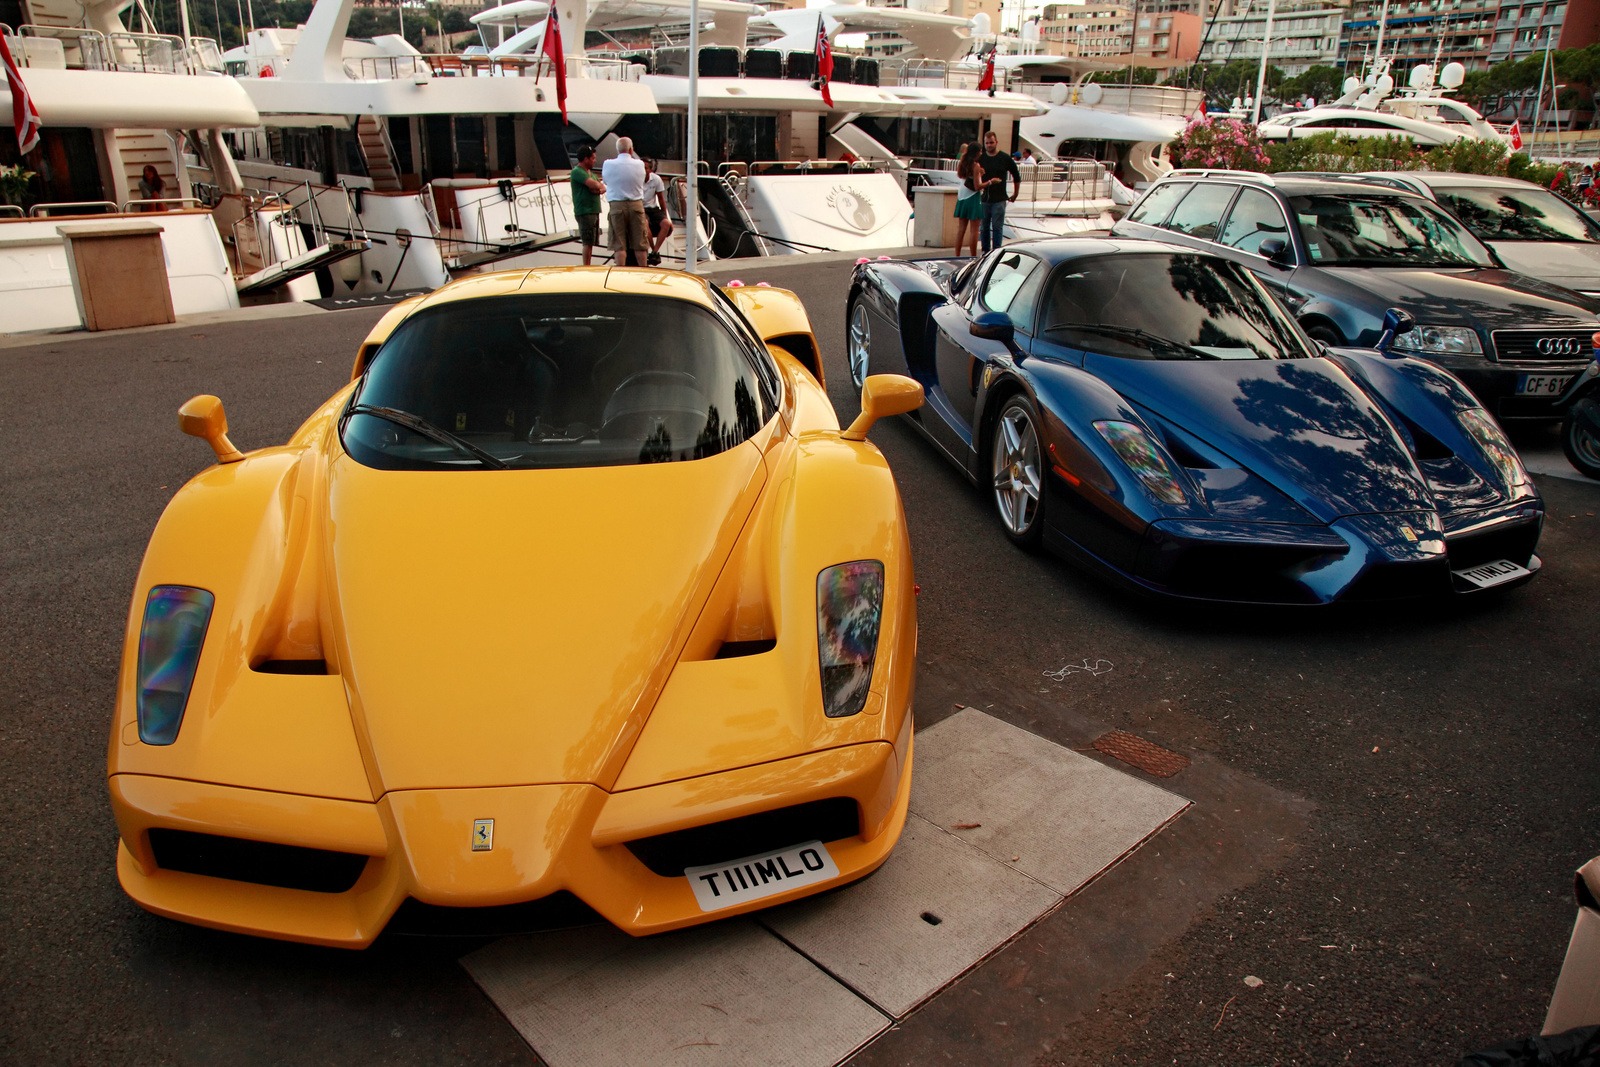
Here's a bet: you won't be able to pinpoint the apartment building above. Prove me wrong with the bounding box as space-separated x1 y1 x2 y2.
1338 0 1595 73
1039 2 1135 56
1198 0 1346 74
1133 9 1201 58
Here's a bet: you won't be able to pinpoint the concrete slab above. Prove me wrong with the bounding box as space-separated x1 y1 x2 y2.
909 708 1191 896
463 920 888 1067
759 813 1060 1018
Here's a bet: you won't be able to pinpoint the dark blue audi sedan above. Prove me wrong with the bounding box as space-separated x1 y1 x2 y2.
1109 171 1600 420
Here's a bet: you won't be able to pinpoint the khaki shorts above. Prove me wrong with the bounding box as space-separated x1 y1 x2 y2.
608 199 648 254
576 213 601 246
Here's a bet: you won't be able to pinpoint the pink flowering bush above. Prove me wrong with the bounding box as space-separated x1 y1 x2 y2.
1167 116 1270 172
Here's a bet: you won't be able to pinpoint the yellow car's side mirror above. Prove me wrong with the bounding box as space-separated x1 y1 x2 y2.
179 394 245 464
841 374 924 441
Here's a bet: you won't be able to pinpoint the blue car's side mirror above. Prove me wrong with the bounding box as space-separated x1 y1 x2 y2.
1376 307 1416 356
970 311 1015 345
1257 238 1294 270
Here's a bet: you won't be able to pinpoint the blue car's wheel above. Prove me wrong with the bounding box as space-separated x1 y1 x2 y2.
848 301 871 389
992 396 1045 547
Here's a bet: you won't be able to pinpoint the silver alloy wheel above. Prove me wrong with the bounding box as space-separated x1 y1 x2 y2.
992 404 1042 535
848 303 871 388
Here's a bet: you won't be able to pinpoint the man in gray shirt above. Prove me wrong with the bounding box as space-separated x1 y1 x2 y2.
601 137 648 267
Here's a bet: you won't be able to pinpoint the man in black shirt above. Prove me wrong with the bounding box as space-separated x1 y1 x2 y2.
978 130 1021 253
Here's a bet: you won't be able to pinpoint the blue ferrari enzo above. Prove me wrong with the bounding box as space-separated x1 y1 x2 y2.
847 237 1545 604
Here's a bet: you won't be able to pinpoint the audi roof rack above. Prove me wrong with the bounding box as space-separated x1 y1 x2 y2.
1165 169 1276 186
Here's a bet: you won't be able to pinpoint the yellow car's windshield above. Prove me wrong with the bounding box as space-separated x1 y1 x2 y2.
343 294 777 470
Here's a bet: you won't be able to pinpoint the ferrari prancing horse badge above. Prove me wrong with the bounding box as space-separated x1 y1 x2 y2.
472 818 494 851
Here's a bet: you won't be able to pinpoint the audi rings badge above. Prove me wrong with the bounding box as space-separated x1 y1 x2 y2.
1537 336 1585 357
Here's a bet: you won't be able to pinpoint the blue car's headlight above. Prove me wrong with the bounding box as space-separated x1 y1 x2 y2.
1093 420 1187 505
816 561 884 719
1457 409 1527 491
136 586 215 745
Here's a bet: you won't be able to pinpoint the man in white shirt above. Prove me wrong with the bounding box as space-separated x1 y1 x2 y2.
601 137 648 267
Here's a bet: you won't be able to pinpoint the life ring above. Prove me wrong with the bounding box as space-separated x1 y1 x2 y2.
260 63 275 77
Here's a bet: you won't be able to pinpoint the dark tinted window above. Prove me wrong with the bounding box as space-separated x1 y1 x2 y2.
343 294 775 470
1436 186 1599 242
1163 183 1240 241
1126 181 1190 225
979 251 1044 325
1218 188 1290 255
1042 253 1311 361
1290 194 1494 267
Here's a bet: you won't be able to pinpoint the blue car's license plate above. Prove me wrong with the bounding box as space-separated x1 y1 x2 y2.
1517 373 1573 396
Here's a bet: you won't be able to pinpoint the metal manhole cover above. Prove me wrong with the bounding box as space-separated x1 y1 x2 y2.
1092 730 1190 778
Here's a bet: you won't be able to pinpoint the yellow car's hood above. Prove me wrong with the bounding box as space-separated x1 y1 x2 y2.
323 438 769 793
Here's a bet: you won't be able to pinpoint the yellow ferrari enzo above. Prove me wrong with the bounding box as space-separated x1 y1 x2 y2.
107 267 924 948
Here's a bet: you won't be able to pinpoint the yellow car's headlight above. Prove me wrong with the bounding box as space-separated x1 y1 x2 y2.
136 586 214 745
816 561 884 719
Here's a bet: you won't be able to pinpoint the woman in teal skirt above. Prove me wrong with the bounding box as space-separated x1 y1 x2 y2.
953 142 983 258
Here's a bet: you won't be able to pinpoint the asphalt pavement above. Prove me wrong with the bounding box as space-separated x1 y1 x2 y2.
3 259 1599 1067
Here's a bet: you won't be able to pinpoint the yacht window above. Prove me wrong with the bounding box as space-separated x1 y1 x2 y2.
1162 183 1241 242
1218 189 1291 255
1126 181 1191 226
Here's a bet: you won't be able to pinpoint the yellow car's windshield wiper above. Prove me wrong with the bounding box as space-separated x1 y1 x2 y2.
346 404 510 469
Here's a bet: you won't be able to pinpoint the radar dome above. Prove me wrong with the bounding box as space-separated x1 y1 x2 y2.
1021 20 1039 41
1078 80 1103 105
1343 76 1360 94
1376 73 1394 94
1409 64 1433 89
971 11 991 34
1049 81 1068 105
1440 61 1465 88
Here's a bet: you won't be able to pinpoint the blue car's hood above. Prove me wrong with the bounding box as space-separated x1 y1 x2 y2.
1084 355 1433 523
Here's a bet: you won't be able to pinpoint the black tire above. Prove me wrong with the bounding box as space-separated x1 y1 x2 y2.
1562 399 1600 480
846 299 871 389
1302 321 1343 347
990 395 1046 548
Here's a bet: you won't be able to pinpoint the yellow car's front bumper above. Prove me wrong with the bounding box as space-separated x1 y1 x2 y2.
110 718 912 949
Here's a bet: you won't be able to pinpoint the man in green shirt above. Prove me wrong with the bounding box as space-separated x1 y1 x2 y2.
570 146 606 265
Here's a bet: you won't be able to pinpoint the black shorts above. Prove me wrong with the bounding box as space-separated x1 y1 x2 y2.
645 206 667 233
577 213 601 246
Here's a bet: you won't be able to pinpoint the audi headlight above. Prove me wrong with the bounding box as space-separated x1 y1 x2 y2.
816 561 884 719
1391 325 1483 356
136 586 214 745
1458 409 1527 490
1093 421 1187 505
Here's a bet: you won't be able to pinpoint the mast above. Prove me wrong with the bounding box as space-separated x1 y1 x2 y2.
1373 0 1388 70
1250 0 1274 125
686 0 700 273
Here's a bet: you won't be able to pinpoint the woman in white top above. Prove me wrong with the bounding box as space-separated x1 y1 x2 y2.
642 159 673 267
953 143 983 258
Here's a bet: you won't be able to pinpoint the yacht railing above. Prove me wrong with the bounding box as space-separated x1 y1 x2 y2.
232 179 369 276
28 200 118 216
5 24 225 74
0 204 24 218
119 197 204 212
346 52 638 81
1010 82 1203 117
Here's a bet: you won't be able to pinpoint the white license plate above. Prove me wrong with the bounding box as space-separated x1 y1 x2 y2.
685 840 839 912
1453 558 1531 589
1517 373 1573 396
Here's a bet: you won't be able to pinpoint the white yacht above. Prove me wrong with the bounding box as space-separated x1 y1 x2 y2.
1257 57 1506 146
0 0 267 332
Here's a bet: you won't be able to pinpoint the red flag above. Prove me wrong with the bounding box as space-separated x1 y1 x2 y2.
1509 119 1523 150
977 51 995 94
815 16 833 109
2 32 43 156
542 6 567 124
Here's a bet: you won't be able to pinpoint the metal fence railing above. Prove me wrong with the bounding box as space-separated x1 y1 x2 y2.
5 24 225 74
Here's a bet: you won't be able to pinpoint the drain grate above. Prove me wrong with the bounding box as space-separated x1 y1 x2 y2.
1092 730 1190 778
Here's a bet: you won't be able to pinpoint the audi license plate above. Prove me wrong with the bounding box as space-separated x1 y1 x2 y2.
686 840 839 912
1517 373 1573 396
1453 558 1531 590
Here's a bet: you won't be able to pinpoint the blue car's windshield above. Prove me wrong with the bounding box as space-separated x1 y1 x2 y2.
1289 194 1494 268
1042 253 1313 361
342 294 777 471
